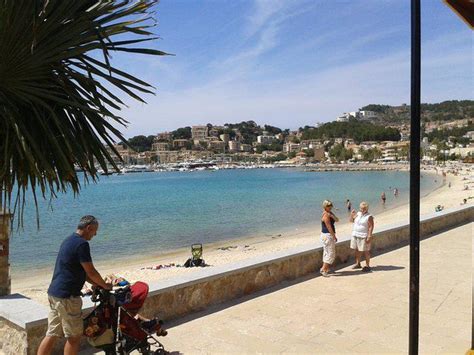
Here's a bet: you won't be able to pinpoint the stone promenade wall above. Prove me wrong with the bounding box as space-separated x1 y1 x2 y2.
140 204 473 320
0 205 472 354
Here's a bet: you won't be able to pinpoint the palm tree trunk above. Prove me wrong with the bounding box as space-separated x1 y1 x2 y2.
0 197 11 296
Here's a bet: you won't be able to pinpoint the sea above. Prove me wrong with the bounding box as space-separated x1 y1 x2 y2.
9 168 441 274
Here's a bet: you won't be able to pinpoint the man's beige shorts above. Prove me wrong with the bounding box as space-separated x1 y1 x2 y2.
46 295 83 338
350 236 371 251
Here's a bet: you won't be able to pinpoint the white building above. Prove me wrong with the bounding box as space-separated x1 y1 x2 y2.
192 125 208 141
228 140 241 152
152 142 170 152
257 135 276 145
449 147 474 158
359 110 377 119
463 131 474 140
240 144 253 152
283 143 300 153
336 113 351 122
208 140 226 151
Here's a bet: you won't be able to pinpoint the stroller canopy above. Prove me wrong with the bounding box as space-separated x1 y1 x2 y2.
123 281 149 312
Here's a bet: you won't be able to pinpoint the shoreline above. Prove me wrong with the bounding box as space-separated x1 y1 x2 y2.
11 165 473 305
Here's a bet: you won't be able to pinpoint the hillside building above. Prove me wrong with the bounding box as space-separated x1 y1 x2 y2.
192 125 208 142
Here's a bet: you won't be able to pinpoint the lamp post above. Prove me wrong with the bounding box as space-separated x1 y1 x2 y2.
409 0 421 354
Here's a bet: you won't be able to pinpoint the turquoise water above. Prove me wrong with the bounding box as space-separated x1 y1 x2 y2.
10 169 440 272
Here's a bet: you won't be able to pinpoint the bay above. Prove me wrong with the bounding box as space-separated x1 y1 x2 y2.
9 169 440 272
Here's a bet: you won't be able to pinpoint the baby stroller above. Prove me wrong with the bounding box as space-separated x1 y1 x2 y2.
83 282 167 355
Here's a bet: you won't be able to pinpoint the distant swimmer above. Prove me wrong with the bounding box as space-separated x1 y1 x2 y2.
381 192 386 204
393 188 399 197
346 199 352 212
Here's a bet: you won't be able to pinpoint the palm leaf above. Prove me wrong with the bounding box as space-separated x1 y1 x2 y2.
0 0 170 228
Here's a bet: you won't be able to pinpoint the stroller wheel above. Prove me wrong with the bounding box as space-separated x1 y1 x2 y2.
139 344 151 354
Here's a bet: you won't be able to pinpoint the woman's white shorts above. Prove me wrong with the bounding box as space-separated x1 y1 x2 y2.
350 236 370 251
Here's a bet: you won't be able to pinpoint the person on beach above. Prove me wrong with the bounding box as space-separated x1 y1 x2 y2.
381 192 386 204
393 188 399 197
38 216 112 355
350 202 374 272
346 199 352 212
320 200 339 277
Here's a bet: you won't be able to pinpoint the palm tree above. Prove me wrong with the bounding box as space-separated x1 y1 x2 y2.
0 0 168 224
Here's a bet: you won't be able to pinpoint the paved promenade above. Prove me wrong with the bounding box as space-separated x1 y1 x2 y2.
156 223 471 354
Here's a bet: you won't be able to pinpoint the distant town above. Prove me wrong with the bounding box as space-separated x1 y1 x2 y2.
106 100 473 170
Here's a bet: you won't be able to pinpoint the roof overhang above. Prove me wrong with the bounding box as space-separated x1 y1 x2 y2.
443 0 474 29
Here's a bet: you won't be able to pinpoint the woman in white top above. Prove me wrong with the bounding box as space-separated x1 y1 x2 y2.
349 201 374 272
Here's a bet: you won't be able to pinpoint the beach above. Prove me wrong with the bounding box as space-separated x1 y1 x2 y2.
11 164 473 306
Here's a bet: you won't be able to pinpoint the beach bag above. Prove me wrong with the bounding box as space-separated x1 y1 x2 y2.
183 243 206 267
184 257 206 267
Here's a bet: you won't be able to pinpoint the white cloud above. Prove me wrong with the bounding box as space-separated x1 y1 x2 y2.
245 0 287 38
117 8 472 137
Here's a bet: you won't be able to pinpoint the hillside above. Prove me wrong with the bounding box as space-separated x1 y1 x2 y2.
301 120 401 143
360 100 474 124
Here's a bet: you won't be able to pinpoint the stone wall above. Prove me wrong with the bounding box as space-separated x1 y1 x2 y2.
0 317 27 355
0 205 472 354
139 205 473 321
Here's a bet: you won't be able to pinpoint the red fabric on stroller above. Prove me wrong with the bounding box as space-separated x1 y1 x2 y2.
123 281 149 313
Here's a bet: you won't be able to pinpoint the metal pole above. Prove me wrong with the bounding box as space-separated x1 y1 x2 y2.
409 0 421 354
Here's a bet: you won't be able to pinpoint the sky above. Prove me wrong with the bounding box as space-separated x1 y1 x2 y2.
109 0 473 137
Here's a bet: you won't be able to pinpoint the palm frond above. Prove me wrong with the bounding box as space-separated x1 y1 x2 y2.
0 0 170 228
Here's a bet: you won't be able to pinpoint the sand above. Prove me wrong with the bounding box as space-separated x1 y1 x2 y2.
11 163 473 306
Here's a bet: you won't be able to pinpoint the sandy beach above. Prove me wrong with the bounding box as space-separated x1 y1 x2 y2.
11 164 473 306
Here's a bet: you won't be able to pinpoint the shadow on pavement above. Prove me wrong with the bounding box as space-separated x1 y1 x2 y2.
333 264 405 277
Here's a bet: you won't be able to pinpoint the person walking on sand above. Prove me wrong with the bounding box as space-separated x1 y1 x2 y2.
350 202 374 272
381 192 386 204
37 216 112 355
320 200 339 277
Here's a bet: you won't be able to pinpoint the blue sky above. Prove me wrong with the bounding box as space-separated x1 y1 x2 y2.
112 0 473 137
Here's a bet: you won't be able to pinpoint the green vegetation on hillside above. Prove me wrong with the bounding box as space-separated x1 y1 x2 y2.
127 135 155 152
362 100 474 124
224 121 260 144
172 127 192 139
301 119 401 142
360 104 391 113
329 144 353 162
425 122 473 146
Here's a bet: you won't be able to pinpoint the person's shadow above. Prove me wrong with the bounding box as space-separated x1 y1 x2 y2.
333 265 405 277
